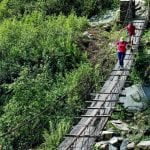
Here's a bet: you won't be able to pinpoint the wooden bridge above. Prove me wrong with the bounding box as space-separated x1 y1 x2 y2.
59 1 149 150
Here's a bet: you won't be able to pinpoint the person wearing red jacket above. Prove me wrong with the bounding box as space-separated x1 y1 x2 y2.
116 37 128 69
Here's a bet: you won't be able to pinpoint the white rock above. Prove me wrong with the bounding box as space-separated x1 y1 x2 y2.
137 141 150 149
119 84 150 111
109 137 118 145
110 120 129 131
127 142 135 149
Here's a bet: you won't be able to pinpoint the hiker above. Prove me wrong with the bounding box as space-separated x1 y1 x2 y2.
116 37 129 69
125 22 136 47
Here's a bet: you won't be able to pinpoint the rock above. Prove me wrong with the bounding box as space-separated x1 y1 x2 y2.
119 84 150 111
137 141 150 149
110 120 129 131
101 131 115 140
109 144 117 150
89 9 119 27
120 139 129 150
89 22 100 27
95 141 108 149
127 142 135 149
109 137 118 145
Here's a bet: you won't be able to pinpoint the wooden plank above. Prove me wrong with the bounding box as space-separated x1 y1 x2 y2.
65 134 100 138
87 107 115 109
80 115 111 118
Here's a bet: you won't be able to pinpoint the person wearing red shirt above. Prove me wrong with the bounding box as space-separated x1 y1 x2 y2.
116 37 128 69
126 23 136 46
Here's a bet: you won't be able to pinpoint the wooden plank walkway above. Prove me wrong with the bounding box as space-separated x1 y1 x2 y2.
58 17 148 150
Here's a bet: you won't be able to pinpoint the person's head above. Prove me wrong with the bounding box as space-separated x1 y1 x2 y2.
120 37 124 42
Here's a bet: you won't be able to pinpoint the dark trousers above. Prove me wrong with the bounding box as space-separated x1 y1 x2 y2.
118 52 125 67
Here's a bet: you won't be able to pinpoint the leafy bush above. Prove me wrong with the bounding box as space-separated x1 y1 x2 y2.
0 63 95 149
131 30 150 84
0 12 88 83
0 12 93 149
0 0 119 20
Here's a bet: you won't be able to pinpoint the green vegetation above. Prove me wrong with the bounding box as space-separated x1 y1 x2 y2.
0 13 93 149
0 0 120 149
0 0 119 19
131 29 150 84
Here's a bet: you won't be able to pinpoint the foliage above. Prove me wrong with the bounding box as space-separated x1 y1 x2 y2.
41 119 71 150
0 0 119 20
0 12 94 149
0 12 88 84
0 0 120 149
0 63 95 149
128 108 150 143
130 30 150 84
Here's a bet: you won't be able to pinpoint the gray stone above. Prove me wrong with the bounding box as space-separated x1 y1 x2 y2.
127 142 135 149
119 84 150 111
137 141 150 149
89 9 119 27
109 144 117 150
110 120 129 131
109 137 118 145
120 139 129 150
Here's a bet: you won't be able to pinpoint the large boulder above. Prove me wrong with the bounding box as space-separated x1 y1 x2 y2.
119 84 150 111
137 141 150 149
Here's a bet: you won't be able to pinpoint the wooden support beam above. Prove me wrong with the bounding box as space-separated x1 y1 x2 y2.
135 28 144 30
65 134 100 138
112 69 130 71
93 98 117 101
109 74 129 76
81 107 122 111
91 92 119 95
134 36 141 37
87 106 116 109
124 58 135 60
80 114 111 118
85 100 117 103
85 101 123 104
